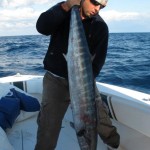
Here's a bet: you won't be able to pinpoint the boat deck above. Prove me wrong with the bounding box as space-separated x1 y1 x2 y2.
6 93 108 150
1 74 150 150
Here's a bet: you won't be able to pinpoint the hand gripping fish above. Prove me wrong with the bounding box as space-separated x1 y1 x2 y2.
65 6 97 150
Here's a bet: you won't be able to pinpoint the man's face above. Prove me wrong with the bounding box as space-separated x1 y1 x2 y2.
80 0 105 19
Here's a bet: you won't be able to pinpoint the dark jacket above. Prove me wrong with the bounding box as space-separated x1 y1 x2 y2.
36 2 108 78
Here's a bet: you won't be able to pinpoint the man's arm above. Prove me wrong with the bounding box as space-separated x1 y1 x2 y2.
36 0 81 36
36 2 68 35
92 21 109 78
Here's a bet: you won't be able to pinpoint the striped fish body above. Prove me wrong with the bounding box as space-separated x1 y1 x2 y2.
66 6 97 150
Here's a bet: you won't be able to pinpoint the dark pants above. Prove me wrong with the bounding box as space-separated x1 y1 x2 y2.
34 72 120 150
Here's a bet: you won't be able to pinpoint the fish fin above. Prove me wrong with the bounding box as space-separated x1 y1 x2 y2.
70 121 75 129
63 53 68 61
77 129 86 137
70 122 86 137
91 54 96 61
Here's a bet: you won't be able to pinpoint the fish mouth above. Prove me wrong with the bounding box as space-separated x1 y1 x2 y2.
77 129 93 147
77 129 86 137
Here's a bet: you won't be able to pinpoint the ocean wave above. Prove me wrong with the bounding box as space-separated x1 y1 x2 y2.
0 33 150 94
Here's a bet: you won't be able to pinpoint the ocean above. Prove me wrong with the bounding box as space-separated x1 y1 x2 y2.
0 33 150 94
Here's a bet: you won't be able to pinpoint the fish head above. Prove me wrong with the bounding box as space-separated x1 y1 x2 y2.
77 127 97 149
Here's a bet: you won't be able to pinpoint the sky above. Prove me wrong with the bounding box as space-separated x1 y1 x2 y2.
0 0 150 36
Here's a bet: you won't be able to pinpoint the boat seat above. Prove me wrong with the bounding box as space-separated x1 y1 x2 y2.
0 83 40 150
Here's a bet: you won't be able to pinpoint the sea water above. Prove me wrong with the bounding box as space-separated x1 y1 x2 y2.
0 33 150 94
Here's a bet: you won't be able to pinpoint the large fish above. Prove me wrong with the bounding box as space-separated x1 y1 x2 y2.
65 6 97 150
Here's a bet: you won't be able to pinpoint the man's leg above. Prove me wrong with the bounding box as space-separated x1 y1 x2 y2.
95 85 120 149
35 72 70 150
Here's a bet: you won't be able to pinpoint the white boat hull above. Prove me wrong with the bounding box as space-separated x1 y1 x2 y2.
0 74 150 150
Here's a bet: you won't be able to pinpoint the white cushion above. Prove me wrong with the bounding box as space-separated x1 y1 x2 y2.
0 127 14 150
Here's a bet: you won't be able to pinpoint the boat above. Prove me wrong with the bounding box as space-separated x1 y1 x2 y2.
0 73 150 150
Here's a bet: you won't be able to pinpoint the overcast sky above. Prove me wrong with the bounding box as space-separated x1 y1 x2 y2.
0 0 150 36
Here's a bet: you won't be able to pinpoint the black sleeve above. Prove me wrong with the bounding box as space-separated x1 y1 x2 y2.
36 2 69 36
92 21 109 78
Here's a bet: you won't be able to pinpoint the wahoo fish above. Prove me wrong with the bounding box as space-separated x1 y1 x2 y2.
65 6 97 150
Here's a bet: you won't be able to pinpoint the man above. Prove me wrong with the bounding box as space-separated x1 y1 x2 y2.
35 0 120 150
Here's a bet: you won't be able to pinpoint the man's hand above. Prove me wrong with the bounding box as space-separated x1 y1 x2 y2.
61 0 81 11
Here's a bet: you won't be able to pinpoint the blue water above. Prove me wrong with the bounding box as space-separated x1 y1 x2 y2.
0 33 150 94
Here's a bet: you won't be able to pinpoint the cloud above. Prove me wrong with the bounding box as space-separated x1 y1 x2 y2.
0 22 34 28
99 10 150 33
0 0 61 8
0 0 63 36
100 10 150 22
0 0 150 36
0 7 40 31
0 0 62 34
0 0 49 8
0 8 39 21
